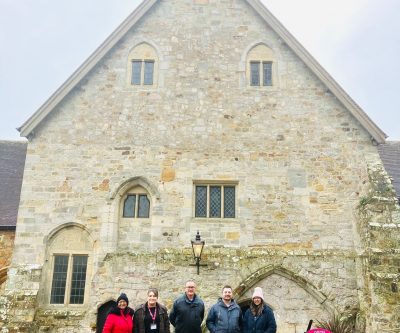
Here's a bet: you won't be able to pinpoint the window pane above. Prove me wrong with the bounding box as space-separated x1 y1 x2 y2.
50 255 69 304
138 194 150 218
70 255 88 304
131 60 142 85
209 186 221 218
263 62 272 86
195 186 207 217
144 60 154 85
224 186 235 218
123 195 136 217
250 62 260 86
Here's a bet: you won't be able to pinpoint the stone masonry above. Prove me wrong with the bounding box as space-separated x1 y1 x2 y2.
1 1 398 332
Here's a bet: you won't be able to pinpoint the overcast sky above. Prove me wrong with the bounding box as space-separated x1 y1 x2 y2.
0 0 399 141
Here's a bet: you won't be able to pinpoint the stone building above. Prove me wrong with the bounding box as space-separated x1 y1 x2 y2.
1 0 399 332
0 141 27 291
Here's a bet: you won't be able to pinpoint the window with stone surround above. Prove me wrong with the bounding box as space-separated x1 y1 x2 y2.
44 224 92 307
128 43 158 86
194 182 237 218
122 185 150 218
247 44 275 87
50 254 88 304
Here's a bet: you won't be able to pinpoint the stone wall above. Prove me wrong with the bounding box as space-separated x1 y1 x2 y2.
357 164 400 333
2 0 396 332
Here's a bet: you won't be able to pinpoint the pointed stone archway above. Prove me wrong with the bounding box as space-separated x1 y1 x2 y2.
235 265 334 333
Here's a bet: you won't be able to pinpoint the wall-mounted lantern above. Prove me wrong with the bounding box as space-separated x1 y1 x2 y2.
191 231 206 275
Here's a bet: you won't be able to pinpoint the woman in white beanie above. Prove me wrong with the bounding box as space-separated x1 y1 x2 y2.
243 287 276 333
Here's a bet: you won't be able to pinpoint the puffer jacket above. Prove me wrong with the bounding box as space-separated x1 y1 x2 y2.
103 306 135 333
169 294 205 333
243 304 277 333
206 298 242 333
134 302 170 333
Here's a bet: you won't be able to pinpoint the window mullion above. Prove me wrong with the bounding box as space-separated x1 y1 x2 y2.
64 254 73 305
135 196 139 218
221 186 225 218
207 185 210 218
141 60 144 85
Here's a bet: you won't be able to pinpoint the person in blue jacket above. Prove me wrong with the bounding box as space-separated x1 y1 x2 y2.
206 285 242 333
243 287 277 333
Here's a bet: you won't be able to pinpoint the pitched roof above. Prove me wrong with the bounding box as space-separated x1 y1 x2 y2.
0 141 27 229
18 0 386 143
377 141 400 199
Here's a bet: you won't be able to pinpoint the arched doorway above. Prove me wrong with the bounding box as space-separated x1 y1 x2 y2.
235 266 334 333
238 298 251 316
96 300 116 333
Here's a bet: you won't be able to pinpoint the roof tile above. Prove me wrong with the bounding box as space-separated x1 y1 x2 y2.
0 141 27 228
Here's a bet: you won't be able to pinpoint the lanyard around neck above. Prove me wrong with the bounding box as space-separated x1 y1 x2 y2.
148 306 157 322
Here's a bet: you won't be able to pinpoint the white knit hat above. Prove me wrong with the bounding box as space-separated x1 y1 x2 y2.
252 287 264 300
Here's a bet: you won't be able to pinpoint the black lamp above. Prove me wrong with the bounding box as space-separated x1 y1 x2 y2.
191 231 205 275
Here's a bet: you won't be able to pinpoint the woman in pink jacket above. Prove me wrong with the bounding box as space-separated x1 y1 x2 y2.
103 293 135 333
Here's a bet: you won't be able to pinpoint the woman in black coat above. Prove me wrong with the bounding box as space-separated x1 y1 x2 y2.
134 288 170 333
243 287 277 333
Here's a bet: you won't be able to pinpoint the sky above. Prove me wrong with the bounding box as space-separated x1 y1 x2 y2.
0 0 399 141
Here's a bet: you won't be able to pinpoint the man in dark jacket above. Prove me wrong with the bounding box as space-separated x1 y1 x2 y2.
206 285 242 333
169 280 205 333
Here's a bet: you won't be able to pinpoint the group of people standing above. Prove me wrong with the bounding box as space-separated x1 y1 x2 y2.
102 280 277 333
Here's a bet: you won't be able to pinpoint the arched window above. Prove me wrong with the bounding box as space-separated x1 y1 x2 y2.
43 224 92 306
128 43 158 87
121 185 150 218
246 44 276 87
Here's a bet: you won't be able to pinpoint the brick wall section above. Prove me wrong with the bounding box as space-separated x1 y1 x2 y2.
0 230 15 285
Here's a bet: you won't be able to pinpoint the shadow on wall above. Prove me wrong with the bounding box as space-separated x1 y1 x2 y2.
96 300 117 333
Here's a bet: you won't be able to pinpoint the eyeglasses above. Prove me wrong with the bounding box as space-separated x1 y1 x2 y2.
186 286 196 289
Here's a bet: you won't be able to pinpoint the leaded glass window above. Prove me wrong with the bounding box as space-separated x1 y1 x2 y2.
263 62 272 86
50 254 88 305
70 256 88 304
250 62 260 86
144 61 154 85
131 60 142 85
131 59 155 86
224 186 235 218
50 255 69 304
195 184 236 218
210 186 222 218
122 192 150 218
123 195 136 217
138 194 150 218
195 186 207 217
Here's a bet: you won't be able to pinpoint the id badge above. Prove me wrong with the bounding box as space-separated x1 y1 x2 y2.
150 323 157 330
